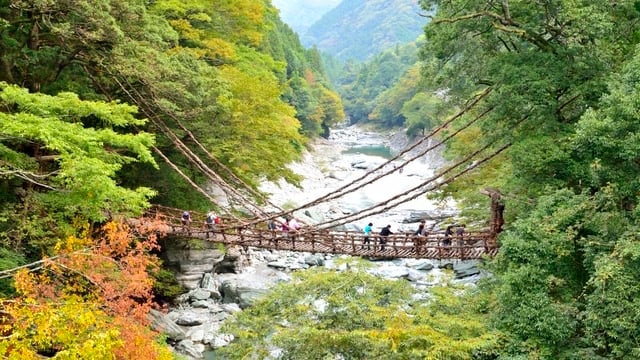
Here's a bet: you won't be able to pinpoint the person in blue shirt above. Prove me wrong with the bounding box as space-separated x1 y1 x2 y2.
363 222 373 250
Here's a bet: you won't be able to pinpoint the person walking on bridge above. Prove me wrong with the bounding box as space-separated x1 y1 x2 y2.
205 210 218 239
413 220 426 254
444 225 454 246
363 222 373 250
379 225 393 251
181 210 192 233
288 217 301 241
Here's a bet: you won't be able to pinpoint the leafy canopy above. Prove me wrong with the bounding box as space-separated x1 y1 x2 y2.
217 266 500 359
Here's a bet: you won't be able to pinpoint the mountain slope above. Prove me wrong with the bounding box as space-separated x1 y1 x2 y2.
271 0 341 35
303 0 426 61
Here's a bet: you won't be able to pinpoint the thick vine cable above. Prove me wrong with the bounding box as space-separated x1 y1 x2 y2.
252 88 495 224
139 80 283 212
306 113 530 230
111 65 495 229
106 64 500 231
309 139 500 229
84 67 238 216
240 89 495 227
110 73 267 218
311 142 511 230
111 74 259 214
151 146 242 220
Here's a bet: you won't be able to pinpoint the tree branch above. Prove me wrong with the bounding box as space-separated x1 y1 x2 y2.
0 169 60 191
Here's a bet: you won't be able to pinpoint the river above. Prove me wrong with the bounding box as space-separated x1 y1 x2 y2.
170 125 472 359
260 124 458 234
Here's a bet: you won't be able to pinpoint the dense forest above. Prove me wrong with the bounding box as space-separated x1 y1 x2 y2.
0 0 341 357
2 0 640 359
302 0 424 61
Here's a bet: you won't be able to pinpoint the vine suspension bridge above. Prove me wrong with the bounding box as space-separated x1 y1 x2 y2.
143 199 503 260
119 80 507 261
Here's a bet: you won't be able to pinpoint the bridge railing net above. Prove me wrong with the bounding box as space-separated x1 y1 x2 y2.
143 209 498 260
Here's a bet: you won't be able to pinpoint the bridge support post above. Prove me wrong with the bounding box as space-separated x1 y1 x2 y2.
481 188 505 243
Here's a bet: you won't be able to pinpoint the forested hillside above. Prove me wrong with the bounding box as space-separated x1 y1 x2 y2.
0 0 342 357
3 0 640 358
418 0 640 358
271 0 341 35
335 40 423 127
303 0 425 61
213 1 640 358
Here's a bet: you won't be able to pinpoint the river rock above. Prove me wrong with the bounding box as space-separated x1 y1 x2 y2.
210 334 235 349
369 264 410 279
213 245 248 274
175 340 205 359
453 260 481 279
220 278 269 309
220 303 242 314
176 312 204 326
409 259 435 271
190 289 212 301
148 309 186 341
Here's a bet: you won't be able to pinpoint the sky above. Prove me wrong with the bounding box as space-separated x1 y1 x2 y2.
271 0 342 34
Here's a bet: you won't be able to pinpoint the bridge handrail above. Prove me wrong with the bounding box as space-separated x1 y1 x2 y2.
143 208 499 260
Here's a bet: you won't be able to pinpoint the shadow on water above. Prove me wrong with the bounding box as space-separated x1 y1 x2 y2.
342 145 393 159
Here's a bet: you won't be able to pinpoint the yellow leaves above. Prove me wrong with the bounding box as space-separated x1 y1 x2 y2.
2 220 171 358
202 38 237 61
2 297 122 359
169 19 203 41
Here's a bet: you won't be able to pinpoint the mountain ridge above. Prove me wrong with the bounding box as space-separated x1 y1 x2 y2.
302 0 426 61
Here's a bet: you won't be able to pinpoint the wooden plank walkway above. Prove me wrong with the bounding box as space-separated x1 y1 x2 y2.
154 221 498 260
144 200 503 260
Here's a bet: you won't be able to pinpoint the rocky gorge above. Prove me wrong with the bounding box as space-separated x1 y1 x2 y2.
153 125 487 359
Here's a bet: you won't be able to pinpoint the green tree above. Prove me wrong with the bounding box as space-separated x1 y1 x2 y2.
419 1 640 358
339 41 419 126
0 83 156 250
216 267 500 359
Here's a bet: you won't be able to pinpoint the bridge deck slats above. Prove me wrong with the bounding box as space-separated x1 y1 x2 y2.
149 219 499 260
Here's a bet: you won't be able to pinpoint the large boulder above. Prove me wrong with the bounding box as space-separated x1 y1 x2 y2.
217 264 290 309
159 238 226 289
219 277 270 309
213 245 249 274
147 309 186 341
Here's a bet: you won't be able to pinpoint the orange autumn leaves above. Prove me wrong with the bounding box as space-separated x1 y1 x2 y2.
0 221 173 359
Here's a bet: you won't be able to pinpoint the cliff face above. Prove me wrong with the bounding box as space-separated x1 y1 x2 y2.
159 237 226 289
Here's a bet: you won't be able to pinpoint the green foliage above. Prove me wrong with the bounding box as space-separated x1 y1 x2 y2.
402 89 445 137
339 42 420 125
216 267 500 359
305 0 426 62
0 247 25 296
419 1 640 359
151 266 185 303
0 83 157 235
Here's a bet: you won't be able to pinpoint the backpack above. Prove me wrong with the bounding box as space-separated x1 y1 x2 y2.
214 216 221 224
206 213 214 224
182 211 189 220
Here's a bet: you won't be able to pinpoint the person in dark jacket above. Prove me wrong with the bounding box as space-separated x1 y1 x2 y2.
413 220 426 254
379 225 393 251
444 225 454 246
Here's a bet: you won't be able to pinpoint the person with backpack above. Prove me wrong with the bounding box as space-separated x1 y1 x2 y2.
379 225 393 251
181 211 191 232
205 210 218 238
